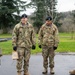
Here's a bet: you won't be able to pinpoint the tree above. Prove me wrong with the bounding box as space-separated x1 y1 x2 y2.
44 0 62 27
0 0 27 33
29 0 61 31
44 0 57 19
29 0 45 32
72 10 75 24
71 10 75 39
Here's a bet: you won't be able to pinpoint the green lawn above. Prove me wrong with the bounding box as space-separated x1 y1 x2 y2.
0 34 12 38
0 40 12 55
59 32 75 37
0 33 75 55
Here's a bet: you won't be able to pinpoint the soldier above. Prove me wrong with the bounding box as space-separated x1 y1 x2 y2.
38 16 59 74
12 14 36 75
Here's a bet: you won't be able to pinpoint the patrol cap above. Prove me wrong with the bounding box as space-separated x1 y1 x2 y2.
46 16 52 21
21 14 27 19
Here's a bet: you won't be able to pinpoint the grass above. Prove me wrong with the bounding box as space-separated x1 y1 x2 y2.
0 40 12 55
57 42 75 52
0 33 75 55
0 34 12 38
57 33 75 52
59 32 75 36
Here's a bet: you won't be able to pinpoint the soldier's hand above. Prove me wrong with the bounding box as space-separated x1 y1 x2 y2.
32 45 36 50
39 45 41 48
13 46 17 51
53 46 57 50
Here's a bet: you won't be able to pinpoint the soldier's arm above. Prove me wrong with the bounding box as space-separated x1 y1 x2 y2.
31 26 36 45
38 27 43 45
12 26 18 47
54 27 59 47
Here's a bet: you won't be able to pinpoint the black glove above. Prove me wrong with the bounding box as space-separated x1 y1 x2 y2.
39 45 41 48
13 46 17 51
32 45 36 49
53 46 57 50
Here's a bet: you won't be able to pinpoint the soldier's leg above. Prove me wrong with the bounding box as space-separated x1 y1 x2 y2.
42 46 49 74
23 48 31 75
16 47 24 72
49 47 55 74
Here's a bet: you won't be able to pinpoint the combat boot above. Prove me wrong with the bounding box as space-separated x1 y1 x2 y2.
42 68 47 74
50 68 55 74
24 71 29 75
17 72 21 75
69 70 75 75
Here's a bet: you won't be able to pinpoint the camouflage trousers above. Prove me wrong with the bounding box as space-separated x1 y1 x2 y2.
16 47 31 72
42 46 55 69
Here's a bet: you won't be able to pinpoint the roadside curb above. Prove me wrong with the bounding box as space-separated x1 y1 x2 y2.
35 52 75 55
56 52 75 55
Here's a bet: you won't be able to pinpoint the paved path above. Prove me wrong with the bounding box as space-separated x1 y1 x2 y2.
0 54 75 75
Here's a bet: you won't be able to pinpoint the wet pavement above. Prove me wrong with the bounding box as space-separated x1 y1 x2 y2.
0 54 75 75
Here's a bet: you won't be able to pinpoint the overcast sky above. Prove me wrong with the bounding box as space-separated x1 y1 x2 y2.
21 0 75 15
56 0 75 12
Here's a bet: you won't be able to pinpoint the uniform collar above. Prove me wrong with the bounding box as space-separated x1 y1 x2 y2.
19 22 29 27
45 23 53 28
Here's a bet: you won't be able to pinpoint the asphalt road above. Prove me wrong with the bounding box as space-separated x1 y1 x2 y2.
0 54 75 75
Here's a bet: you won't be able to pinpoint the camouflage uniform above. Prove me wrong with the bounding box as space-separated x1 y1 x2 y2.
12 22 36 73
38 23 59 69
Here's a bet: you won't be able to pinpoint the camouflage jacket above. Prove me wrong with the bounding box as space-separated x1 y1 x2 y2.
12 22 36 48
38 23 59 47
